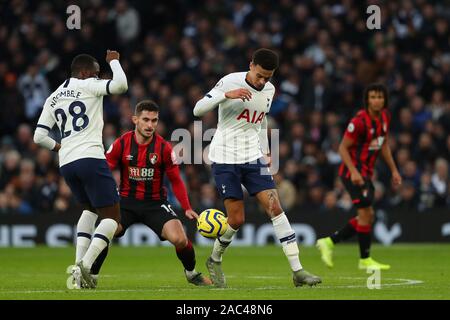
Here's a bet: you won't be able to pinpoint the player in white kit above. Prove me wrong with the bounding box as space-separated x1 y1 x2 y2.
193 48 321 287
33 50 128 289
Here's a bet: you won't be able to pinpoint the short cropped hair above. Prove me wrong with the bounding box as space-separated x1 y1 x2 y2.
252 48 279 70
364 83 389 109
71 54 98 76
135 100 159 115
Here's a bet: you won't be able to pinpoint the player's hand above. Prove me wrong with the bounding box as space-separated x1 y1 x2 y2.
106 50 120 63
53 143 61 152
391 170 402 187
350 170 364 186
225 88 252 102
185 209 198 220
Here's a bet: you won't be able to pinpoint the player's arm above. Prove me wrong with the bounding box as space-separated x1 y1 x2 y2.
33 100 60 152
105 137 123 171
339 120 364 186
88 50 128 96
164 145 197 220
193 78 252 117
380 136 402 186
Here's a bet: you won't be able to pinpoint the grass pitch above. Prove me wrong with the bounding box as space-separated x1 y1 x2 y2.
0 244 449 300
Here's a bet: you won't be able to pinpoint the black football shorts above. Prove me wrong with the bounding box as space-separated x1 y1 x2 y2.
341 176 375 209
116 197 179 240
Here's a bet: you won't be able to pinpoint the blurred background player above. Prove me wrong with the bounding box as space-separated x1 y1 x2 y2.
194 48 321 287
316 83 402 270
33 50 128 288
91 100 211 286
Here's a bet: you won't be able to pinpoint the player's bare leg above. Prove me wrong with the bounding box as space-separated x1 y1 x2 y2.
207 198 243 288
357 207 390 270
77 202 120 288
256 189 321 287
162 220 212 286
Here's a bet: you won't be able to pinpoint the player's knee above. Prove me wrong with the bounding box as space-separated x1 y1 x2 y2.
114 224 124 238
171 234 188 249
106 214 120 225
228 215 245 229
357 208 372 225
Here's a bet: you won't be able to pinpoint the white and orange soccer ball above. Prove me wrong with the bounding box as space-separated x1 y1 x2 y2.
197 209 228 239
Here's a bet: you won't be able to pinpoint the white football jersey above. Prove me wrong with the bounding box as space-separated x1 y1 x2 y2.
203 72 275 164
36 77 112 166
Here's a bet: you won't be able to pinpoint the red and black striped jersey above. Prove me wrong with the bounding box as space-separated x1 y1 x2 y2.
338 108 391 179
105 131 192 210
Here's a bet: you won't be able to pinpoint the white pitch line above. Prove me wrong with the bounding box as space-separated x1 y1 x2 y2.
0 287 286 294
0 276 424 294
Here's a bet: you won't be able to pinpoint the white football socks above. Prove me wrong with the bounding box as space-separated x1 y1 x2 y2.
185 269 198 279
81 218 118 270
211 225 237 262
272 212 302 272
75 210 98 264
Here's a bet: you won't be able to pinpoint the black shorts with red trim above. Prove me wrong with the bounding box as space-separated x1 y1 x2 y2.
341 176 375 209
116 197 179 241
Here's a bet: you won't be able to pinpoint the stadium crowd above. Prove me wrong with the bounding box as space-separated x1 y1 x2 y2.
0 0 449 216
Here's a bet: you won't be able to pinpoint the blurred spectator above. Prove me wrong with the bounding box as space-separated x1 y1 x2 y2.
0 70 25 136
395 181 418 210
0 192 10 214
54 178 76 214
274 173 296 211
431 158 449 207
301 67 333 113
109 0 140 46
321 191 338 212
417 172 436 212
0 150 21 189
17 63 50 121
197 184 219 212
373 181 388 210
337 193 353 212
15 123 35 156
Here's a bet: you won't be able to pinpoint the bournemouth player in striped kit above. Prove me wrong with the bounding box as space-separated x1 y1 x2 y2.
316 83 402 270
91 100 211 286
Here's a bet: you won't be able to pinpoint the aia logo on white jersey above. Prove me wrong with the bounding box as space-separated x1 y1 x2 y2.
236 109 265 124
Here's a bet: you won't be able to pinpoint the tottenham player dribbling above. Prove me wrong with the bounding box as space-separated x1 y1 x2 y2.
194 48 321 287
33 50 128 289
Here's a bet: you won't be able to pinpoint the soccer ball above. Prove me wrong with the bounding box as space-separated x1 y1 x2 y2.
197 209 228 239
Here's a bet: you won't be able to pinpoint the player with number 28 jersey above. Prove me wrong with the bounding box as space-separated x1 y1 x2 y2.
33 51 128 289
